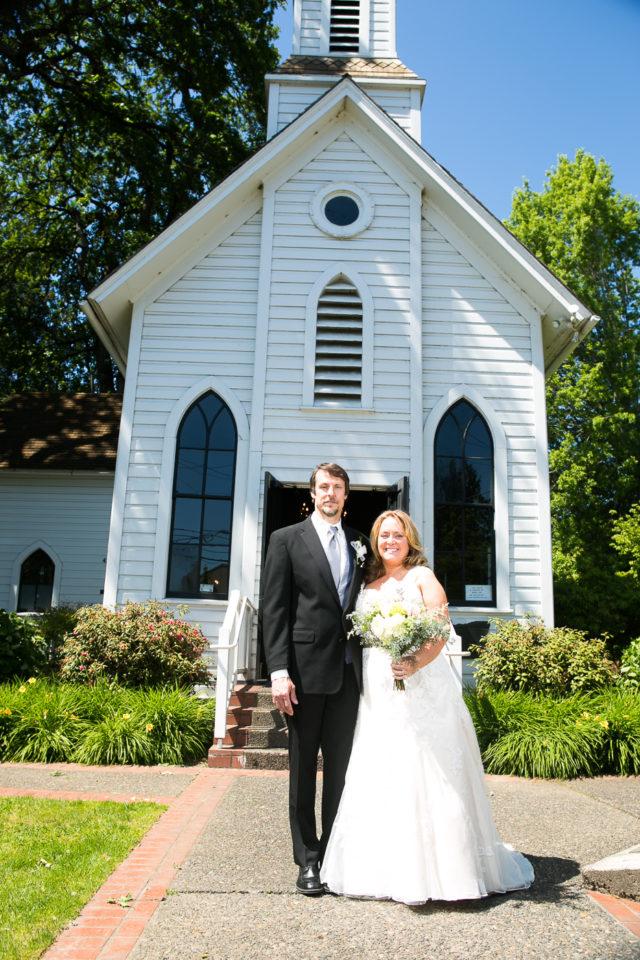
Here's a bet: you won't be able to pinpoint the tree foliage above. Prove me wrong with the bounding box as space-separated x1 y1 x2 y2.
506 151 640 647
0 0 283 394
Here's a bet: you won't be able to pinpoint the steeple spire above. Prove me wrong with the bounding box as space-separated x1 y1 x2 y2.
266 0 425 141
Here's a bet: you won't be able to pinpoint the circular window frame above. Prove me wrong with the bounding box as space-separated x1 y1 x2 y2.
310 182 374 238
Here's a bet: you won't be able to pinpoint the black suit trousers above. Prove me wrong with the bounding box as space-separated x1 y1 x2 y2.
286 662 360 867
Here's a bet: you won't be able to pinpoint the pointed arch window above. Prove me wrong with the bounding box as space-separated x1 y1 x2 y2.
314 276 363 405
167 391 237 599
329 0 361 54
18 549 54 612
434 400 495 606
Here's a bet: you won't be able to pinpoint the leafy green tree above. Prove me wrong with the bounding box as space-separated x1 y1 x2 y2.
506 151 640 648
0 0 283 394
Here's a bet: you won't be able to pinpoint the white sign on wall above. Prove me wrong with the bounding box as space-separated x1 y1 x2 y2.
465 584 492 602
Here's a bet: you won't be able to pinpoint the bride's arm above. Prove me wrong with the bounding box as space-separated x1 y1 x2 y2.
391 567 449 680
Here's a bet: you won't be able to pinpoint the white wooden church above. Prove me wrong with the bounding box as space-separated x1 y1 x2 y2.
1 0 597 709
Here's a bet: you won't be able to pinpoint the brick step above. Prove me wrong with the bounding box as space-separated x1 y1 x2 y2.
227 705 285 729
207 746 325 771
223 723 288 749
228 684 274 709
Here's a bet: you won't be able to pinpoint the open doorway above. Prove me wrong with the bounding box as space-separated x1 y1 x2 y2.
255 472 409 680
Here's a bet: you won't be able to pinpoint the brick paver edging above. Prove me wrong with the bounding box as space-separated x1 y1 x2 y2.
38 769 235 960
587 889 640 939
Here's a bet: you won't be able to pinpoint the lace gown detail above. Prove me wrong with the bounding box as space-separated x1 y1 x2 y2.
320 568 534 903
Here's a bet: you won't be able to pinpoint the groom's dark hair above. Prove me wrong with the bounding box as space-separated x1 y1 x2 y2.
309 462 350 496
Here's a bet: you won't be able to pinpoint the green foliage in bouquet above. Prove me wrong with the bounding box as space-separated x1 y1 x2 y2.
472 615 616 696
59 601 210 688
0 610 48 682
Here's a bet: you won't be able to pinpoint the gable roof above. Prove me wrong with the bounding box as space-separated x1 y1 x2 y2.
82 77 598 378
0 394 122 471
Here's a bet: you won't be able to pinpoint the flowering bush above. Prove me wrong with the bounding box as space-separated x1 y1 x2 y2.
0 609 48 681
59 601 210 687
472 615 617 696
620 638 640 690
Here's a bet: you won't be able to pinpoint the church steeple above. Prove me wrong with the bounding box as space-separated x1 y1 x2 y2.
265 0 425 141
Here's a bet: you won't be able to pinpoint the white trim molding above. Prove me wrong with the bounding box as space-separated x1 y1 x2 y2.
423 385 510 613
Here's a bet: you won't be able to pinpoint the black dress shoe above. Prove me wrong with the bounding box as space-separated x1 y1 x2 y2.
296 864 324 896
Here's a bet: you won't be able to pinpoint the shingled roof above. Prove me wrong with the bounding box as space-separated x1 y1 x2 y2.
274 55 419 78
0 394 122 471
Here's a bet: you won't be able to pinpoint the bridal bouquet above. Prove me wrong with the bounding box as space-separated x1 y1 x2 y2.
348 600 450 690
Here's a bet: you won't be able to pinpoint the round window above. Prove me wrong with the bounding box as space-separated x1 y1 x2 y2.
324 195 360 227
310 182 374 238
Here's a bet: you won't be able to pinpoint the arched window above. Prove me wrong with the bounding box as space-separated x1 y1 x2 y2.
314 276 363 405
167 391 237 599
18 548 54 611
434 400 495 606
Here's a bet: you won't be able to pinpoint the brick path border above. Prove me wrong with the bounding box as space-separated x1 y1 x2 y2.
1 768 637 958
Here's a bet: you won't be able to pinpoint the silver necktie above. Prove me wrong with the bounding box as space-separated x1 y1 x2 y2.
327 526 341 589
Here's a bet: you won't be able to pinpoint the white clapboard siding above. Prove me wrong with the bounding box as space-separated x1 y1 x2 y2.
113 212 262 608
275 83 415 138
266 132 411 427
0 473 113 610
421 212 546 615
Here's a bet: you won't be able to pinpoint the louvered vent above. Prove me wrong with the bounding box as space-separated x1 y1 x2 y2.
314 278 363 404
329 0 361 55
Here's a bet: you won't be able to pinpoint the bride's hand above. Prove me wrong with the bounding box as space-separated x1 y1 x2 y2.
391 655 418 681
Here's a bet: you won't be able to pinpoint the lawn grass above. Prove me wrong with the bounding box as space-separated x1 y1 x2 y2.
0 796 165 960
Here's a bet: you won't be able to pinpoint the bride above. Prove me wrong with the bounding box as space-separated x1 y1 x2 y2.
320 509 534 903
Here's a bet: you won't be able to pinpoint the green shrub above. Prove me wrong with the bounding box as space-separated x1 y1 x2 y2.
33 604 80 672
463 687 640 778
620 638 640 690
0 610 48 681
0 678 215 765
59 600 210 688
472 615 616 696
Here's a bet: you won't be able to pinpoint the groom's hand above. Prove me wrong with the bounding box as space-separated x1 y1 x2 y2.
272 676 298 716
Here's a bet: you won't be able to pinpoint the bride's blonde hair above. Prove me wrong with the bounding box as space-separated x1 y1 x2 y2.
366 510 429 583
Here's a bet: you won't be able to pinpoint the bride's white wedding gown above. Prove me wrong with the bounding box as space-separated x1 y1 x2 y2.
320 568 534 903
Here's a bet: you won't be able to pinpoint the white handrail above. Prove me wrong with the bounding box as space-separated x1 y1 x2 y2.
211 591 257 748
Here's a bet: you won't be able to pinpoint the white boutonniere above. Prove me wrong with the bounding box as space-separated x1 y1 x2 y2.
350 539 367 567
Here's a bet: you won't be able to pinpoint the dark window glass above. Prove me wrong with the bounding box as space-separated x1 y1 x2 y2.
324 195 359 226
167 392 237 599
434 400 495 606
18 548 54 612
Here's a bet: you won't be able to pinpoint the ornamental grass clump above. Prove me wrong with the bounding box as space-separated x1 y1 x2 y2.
472 615 616 697
0 677 215 766
59 600 210 687
463 687 640 778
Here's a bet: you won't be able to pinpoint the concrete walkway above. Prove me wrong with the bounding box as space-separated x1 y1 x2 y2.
1 763 639 960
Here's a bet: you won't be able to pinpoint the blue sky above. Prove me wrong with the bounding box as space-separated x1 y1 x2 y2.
273 0 640 221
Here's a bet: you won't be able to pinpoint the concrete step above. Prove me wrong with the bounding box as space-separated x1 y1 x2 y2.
582 844 640 901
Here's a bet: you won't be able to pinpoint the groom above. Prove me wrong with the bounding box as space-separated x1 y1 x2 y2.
262 462 368 895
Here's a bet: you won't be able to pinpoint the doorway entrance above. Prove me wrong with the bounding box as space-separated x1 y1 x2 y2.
255 472 409 679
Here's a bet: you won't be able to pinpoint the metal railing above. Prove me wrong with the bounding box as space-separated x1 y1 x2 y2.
211 591 257 748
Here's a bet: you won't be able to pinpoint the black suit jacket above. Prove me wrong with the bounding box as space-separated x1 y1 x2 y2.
262 517 368 695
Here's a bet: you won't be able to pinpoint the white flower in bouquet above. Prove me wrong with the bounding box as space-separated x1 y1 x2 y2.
349 598 450 690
